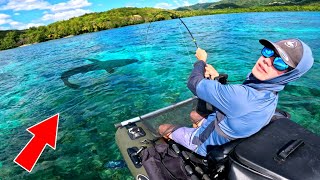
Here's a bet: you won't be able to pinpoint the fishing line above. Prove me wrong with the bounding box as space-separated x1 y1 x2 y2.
144 10 199 71
177 22 193 65
177 17 198 48
145 10 198 50
144 10 245 84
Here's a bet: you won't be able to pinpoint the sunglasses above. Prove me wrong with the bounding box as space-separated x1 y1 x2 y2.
261 47 289 71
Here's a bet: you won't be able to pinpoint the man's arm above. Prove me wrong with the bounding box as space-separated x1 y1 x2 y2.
187 48 219 95
187 48 247 116
187 60 206 95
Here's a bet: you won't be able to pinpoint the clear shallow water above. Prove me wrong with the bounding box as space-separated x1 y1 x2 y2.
0 12 319 179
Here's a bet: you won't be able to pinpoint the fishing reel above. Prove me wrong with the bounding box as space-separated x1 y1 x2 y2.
214 73 228 85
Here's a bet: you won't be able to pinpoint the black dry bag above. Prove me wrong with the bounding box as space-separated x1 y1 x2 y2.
141 144 190 180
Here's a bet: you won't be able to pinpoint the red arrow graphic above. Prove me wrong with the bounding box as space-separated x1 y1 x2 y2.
14 114 59 172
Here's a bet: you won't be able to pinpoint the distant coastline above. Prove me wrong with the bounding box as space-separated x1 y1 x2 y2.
1 5 320 51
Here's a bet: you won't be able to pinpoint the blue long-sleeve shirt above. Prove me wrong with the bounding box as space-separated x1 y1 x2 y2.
188 61 277 139
187 42 313 156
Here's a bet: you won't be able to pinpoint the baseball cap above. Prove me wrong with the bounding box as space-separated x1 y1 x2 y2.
259 38 303 68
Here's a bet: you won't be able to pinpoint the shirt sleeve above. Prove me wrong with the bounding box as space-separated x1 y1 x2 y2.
196 79 249 117
187 60 206 95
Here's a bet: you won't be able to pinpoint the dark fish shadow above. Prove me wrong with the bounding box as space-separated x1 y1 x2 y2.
61 59 138 89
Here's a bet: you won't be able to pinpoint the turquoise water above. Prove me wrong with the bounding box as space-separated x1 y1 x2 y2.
0 12 319 179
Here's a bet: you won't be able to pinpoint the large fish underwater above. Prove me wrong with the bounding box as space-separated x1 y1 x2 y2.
61 59 138 89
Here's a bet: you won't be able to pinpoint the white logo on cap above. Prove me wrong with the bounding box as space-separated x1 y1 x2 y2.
275 44 289 62
284 41 297 48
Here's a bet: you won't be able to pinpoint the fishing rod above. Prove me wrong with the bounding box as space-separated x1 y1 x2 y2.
177 17 198 48
145 11 245 83
145 10 198 49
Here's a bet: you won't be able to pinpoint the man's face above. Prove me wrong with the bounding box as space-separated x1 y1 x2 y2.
252 56 288 81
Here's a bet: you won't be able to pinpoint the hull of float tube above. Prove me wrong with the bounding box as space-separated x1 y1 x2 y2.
115 97 197 179
115 122 159 179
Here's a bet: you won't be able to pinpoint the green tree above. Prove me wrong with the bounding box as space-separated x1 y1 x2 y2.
0 31 19 50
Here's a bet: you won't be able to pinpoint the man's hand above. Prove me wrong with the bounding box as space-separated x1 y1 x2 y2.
205 64 219 80
195 48 207 62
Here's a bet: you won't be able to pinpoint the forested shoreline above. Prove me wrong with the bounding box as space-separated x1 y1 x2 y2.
0 5 319 51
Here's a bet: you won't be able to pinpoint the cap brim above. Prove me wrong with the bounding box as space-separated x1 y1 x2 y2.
259 39 276 49
259 39 295 68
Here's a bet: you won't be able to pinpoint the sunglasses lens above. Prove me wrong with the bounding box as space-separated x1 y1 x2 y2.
261 47 274 58
273 57 289 71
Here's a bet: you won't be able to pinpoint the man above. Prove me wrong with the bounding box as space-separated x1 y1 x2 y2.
159 38 314 157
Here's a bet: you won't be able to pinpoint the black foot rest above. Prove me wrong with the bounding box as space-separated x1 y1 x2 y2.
127 147 142 168
126 123 146 140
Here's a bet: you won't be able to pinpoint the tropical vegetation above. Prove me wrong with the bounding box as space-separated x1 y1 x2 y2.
177 0 320 10
0 0 319 51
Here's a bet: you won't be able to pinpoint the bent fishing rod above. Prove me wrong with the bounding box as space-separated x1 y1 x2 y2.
145 10 244 84
145 10 198 49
